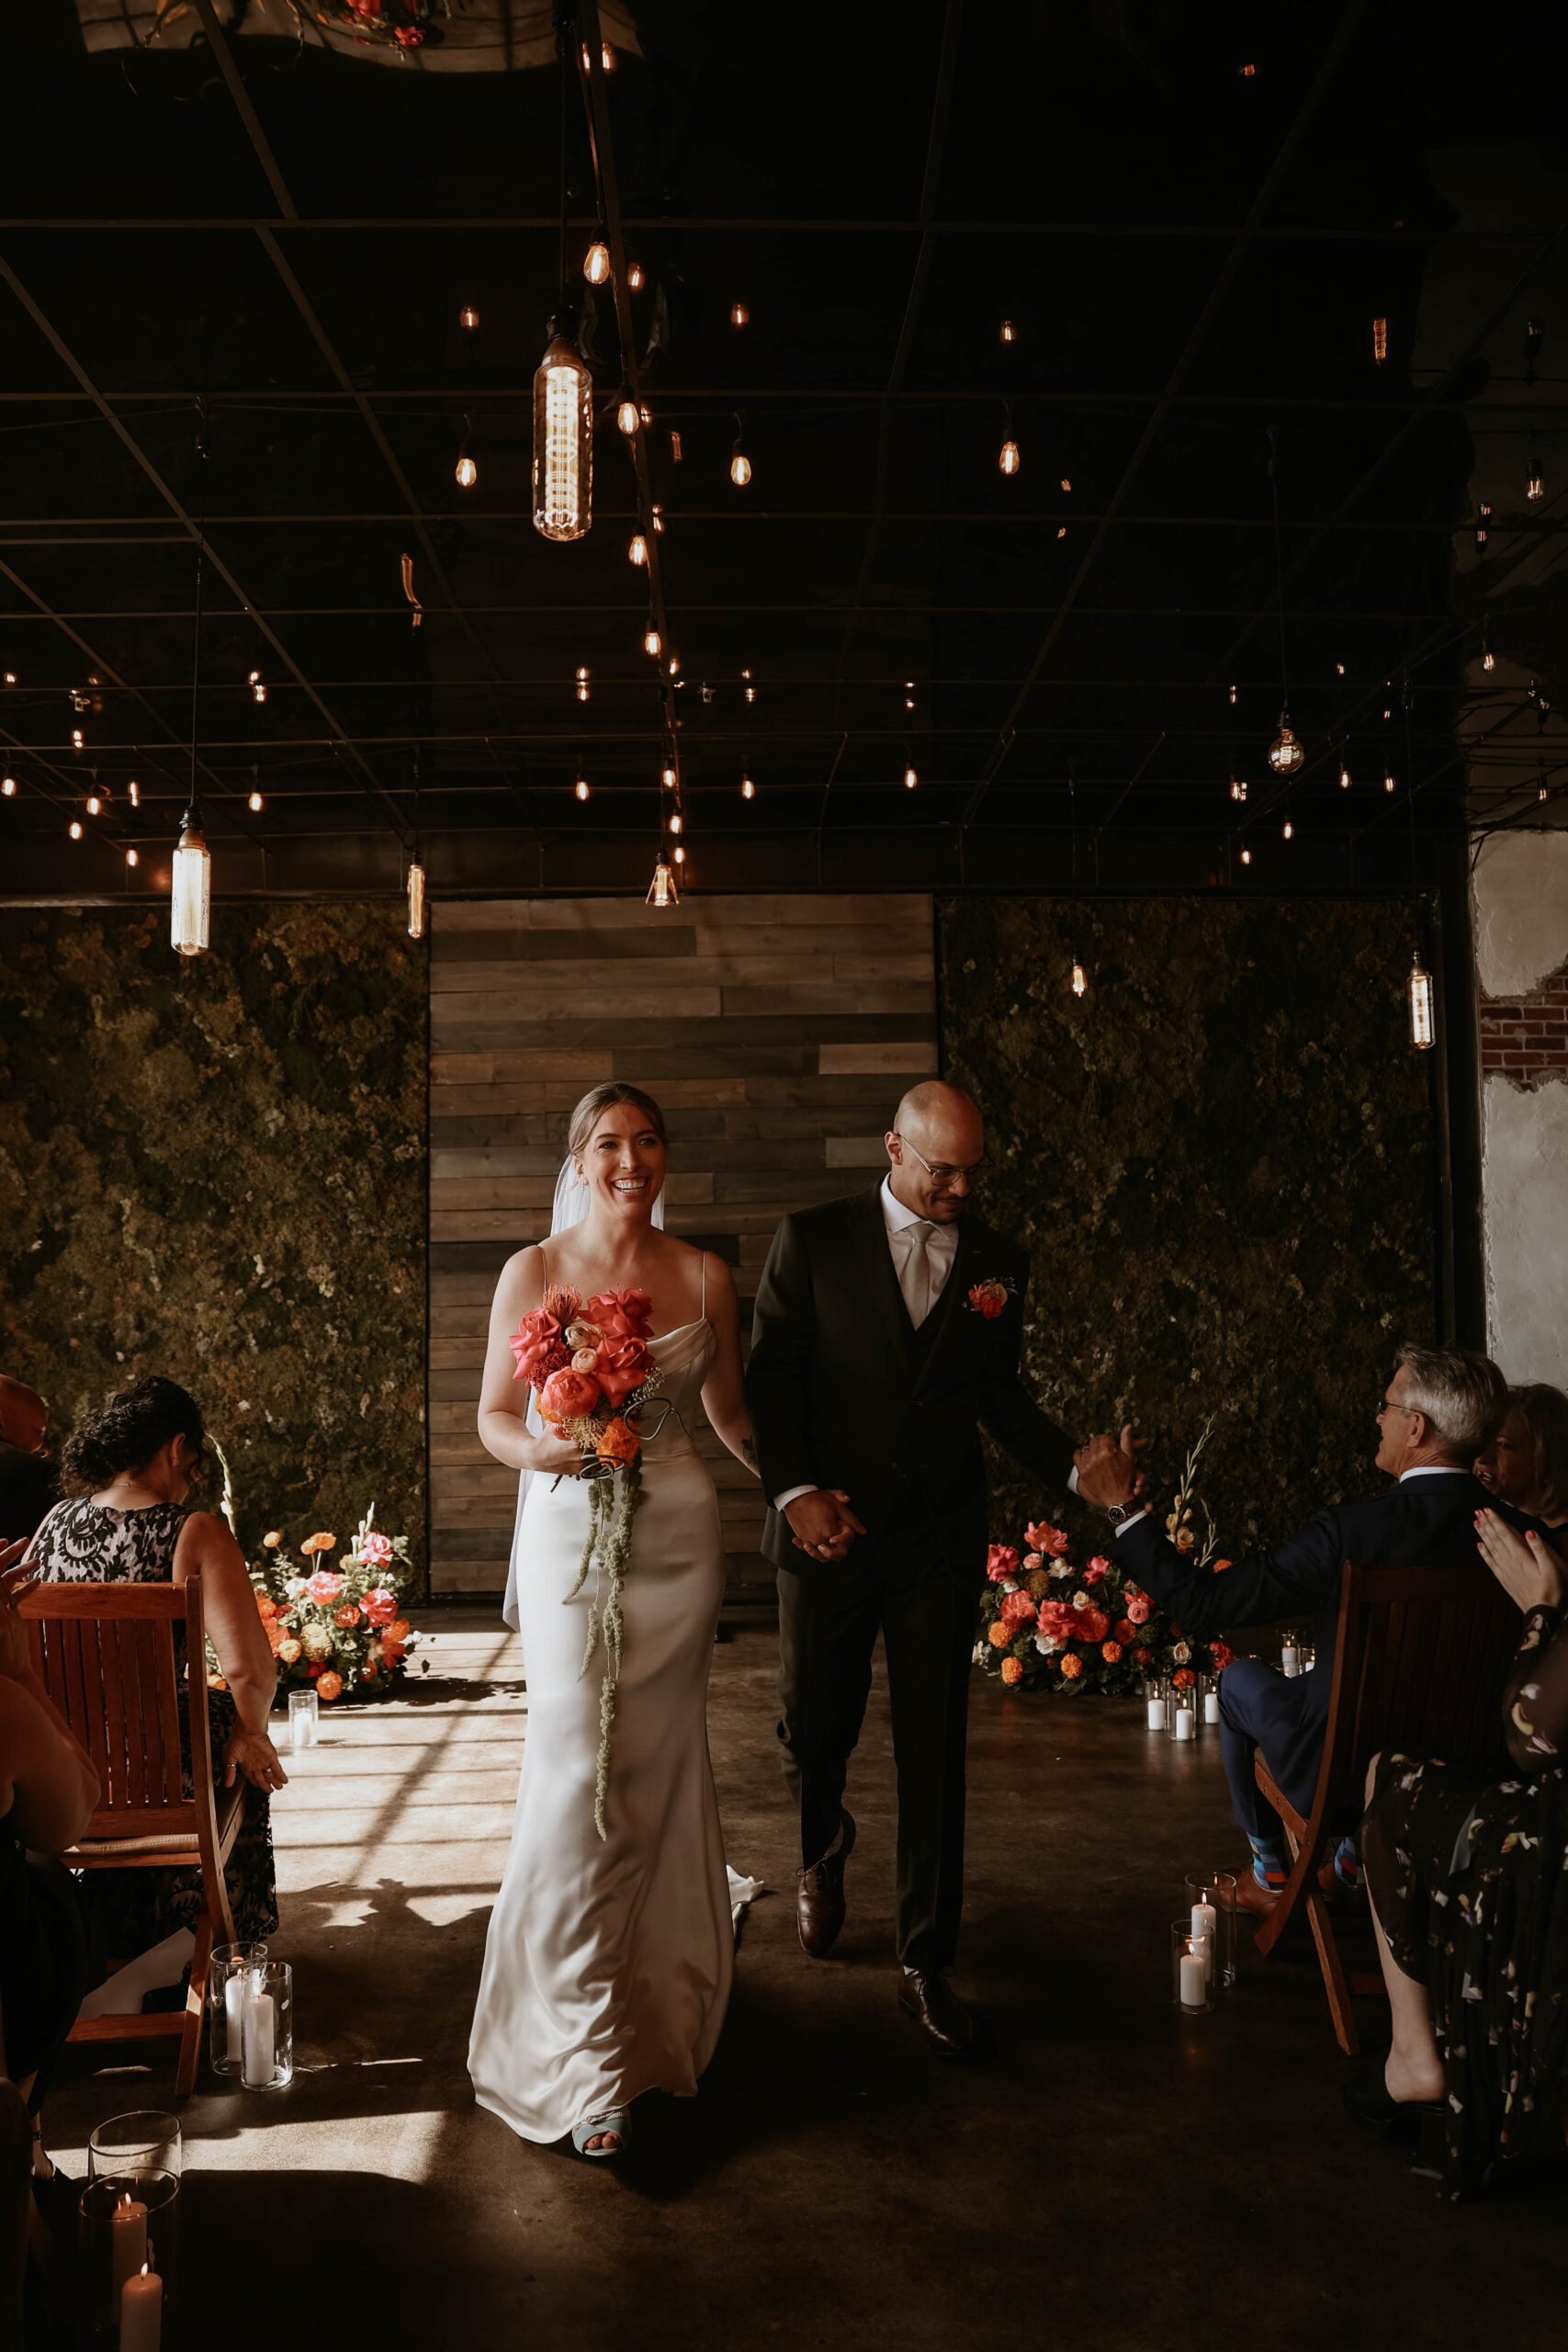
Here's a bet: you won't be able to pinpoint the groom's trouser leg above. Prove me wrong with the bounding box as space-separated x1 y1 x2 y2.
1218 1659 1322 1842
884 1566 977 1972
776 1563 884 1867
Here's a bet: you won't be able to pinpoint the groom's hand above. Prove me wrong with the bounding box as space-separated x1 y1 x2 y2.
784 1488 865 1563
1074 1424 1145 1510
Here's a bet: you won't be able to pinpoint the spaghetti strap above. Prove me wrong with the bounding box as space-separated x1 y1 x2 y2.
701 1251 706 1317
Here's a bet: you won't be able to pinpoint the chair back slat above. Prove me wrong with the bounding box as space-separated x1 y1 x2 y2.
21 1579 202 1834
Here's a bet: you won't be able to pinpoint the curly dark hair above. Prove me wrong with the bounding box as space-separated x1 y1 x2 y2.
60 1375 208 1497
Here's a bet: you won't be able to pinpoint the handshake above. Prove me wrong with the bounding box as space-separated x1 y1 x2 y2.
783 1425 1145 1564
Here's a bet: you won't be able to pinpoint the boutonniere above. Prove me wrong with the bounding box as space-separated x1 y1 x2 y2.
964 1276 1017 1320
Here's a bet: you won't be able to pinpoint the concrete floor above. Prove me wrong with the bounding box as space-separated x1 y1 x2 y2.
43 1612 1568 2350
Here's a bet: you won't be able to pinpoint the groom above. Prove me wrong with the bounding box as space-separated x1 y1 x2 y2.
747 1080 1082 2057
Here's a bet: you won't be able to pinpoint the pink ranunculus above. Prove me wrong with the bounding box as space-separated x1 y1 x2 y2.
1026 1521 1070 1557
1125 1596 1150 1624
1034 1600 1078 1643
1083 1563 1108 1586
1022 1551 1044 1574
998 1590 1037 1630
304 1570 343 1605
363 1587 398 1626
539 1366 601 1419
360 1532 394 1567
596 1338 650 1408
986 1544 1020 1584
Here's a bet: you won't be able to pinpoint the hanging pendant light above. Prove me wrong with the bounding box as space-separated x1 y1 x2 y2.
1281 819 1294 841
456 416 478 490
1407 952 1435 1050
999 438 1021 476
904 766 918 791
583 242 611 287
628 533 648 566
1267 713 1304 774
1070 961 1087 998
533 309 592 541
1229 777 1247 802
248 789 264 811
626 261 644 292
730 301 750 328
1527 447 1544 503
1240 847 1253 865
575 776 590 802
616 395 639 437
126 848 138 868
1372 316 1388 366
648 855 678 909
644 626 662 659
741 774 755 799
171 802 210 957
730 412 751 488
1339 762 1352 789
575 665 591 702
0 775 13 796
406 854 426 941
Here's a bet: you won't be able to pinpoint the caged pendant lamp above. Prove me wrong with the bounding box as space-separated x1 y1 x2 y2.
533 20 593 542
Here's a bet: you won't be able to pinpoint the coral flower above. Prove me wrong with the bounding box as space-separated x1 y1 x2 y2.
1026 1521 1071 1557
966 1279 1009 1319
380 1638 405 1669
387 1617 411 1643
596 1416 641 1466
1087 1555 1112 1576
277 1637 302 1665
987 1621 1013 1649
359 1531 394 1567
1172 1666 1197 1690
255 1593 277 1620
1022 1552 1044 1574
304 1570 343 1606
265 1622 284 1653
986 1544 1020 1584
1076 1606 1111 1644
316 1670 344 1702
1212 1642 1235 1670
262 1531 283 1549
1125 1596 1150 1625
207 1672 227 1690
1102 1640 1123 1663
334 1603 361 1629
1059 1653 1084 1680
999 1590 1036 1630
1133 1645 1153 1667
539 1366 601 1420
1114 1618 1137 1646
999 1655 1024 1685
1212 1557 1233 1575
361 1662 378 1682
1083 1563 1108 1586
310 1532 337 1553
363 1587 398 1627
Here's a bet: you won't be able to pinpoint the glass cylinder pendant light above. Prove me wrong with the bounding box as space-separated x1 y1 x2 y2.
171 802 210 957
648 855 678 908
1527 448 1544 503
1408 952 1435 1050
1372 316 1388 366
644 627 662 659
1070 961 1087 998
1267 712 1304 775
533 310 592 542
406 854 426 941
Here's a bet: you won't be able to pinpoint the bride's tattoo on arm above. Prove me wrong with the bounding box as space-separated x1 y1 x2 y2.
742 1436 760 1477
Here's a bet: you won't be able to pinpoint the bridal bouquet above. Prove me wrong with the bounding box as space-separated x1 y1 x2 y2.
976 1423 1234 1698
511 1284 671 1838
246 1504 421 1706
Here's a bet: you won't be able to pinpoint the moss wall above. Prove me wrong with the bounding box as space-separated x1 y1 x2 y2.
939 897 1437 1550
0 905 427 1585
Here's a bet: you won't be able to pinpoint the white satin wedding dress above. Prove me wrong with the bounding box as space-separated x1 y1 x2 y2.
468 1301 736 2143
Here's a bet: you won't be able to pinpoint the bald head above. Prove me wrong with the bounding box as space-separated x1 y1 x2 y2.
886 1081 986 1223
0 1375 47 1456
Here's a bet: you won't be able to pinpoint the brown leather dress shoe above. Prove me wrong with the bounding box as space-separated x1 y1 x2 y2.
897 1966 976 2060
796 1811 855 1957
1232 1867 1281 1920
1316 1859 1366 1908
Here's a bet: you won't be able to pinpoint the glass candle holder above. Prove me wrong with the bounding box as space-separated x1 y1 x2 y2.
242 1960 294 2090
1171 1921 1215 2015
1184 1871 1238 1989
209 1944 269 2079
87 2110 182 2182
81 2169 180 2345
1168 1679 1199 1742
1280 1628 1303 1679
1297 1643 1317 1676
1198 1671 1222 1727
1144 1676 1168 1732
288 1689 320 1751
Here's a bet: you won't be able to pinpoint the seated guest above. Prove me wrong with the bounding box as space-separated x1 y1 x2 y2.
0 1379 57 1543
0 1536 99 2318
1355 1510 1568 2196
26 1376 287 1956
1077 1344 1540 1916
1476 1381 1568 1530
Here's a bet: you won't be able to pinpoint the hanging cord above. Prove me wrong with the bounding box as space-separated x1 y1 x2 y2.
1267 424 1290 711
556 4 571 304
187 405 208 820
1404 673 1418 886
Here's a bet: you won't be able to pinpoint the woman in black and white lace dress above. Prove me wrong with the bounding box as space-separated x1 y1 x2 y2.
26 1376 285 1955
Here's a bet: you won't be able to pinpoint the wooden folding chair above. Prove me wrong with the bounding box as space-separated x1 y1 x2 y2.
1250 1558 1521 2056
19 1576 245 2098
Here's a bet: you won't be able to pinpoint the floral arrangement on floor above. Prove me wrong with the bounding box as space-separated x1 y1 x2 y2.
976 1421 1235 1697
243 1505 420 1706
511 1283 671 1838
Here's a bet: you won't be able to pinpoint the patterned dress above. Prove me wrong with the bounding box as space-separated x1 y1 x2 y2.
1363 1600 1568 2199
29 1499 278 1950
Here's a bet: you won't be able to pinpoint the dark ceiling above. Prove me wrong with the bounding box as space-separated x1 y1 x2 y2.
1 0 1564 903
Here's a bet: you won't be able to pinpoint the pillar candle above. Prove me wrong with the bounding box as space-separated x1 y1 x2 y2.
1179 1950 1207 2007
110 2194 148 2305
1280 1644 1299 1678
243 1988 276 2087
1203 1690 1221 1724
120 2265 163 2352
224 1969 245 2062
1146 1697 1167 1730
1174 1706 1194 1740
1191 1898 1217 1976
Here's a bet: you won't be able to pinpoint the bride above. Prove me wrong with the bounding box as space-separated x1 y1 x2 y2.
467 1080 758 2158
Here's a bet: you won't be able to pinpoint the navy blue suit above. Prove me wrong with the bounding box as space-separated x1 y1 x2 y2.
1113 1468 1531 1841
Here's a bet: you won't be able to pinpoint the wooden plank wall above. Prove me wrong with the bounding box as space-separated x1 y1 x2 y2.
428 893 937 1600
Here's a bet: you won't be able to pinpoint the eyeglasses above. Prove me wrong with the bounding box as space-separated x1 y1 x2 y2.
895 1136 989 1185
1376 1395 1416 1419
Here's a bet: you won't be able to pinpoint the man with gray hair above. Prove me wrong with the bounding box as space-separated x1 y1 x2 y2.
1077 1342 1543 1915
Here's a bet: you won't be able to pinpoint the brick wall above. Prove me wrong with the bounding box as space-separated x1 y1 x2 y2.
427 892 937 1602
1478 965 1568 1084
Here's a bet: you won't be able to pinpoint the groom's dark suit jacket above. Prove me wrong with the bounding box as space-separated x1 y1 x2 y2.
748 1185 1074 1577
1115 1468 1544 1738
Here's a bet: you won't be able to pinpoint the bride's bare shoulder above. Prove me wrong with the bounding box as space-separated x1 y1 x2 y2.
492 1243 547 1312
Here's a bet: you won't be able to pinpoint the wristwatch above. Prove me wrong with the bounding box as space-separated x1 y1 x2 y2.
1105 1499 1141 1529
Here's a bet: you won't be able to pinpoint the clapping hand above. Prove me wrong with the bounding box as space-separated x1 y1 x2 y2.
1476 1508 1566 1613
1073 1424 1146 1510
0 1537 39 1684
784 1488 866 1564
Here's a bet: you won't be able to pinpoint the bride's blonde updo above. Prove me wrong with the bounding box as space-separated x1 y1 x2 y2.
567 1080 668 1159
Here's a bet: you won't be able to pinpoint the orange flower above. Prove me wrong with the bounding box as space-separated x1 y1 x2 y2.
310 1532 337 1553
1212 1558 1233 1575
206 1672 228 1690
987 1621 1013 1649
262 1531 283 1549
316 1670 344 1702
999 1655 1024 1685
255 1593 277 1620
1101 1639 1123 1663
265 1622 285 1653
380 1638 405 1669
361 1662 378 1681
333 1603 361 1629
1059 1653 1084 1680
1172 1666 1197 1690
595 1415 641 1467
386 1618 411 1643
277 1636 302 1664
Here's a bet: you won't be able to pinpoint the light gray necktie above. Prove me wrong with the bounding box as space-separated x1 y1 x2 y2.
902 1221 937 1325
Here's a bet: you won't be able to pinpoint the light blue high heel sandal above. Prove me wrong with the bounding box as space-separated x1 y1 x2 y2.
571 2111 630 2160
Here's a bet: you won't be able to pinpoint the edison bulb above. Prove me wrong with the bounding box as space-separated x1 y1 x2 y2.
69 820 82 839
628 534 648 566
1339 763 1352 789
406 856 426 942
1267 716 1304 775
71 729 83 749
670 813 682 835
584 243 611 287
129 781 140 807
575 665 591 702
0 775 13 796
249 790 264 811
601 39 615 69
1240 847 1252 865
672 844 685 865
645 628 662 659
999 439 1021 475
616 397 639 437
86 794 101 815
651 504 665 533
730 448 751 487
457 452 478 489
1483 643 1495 673
649 859 675 909
1408 954 1435 1050
575 777 590 802
662 765 677 789
999 319 1016 344
1229 778 1247 802
1070 962 1087 998
1384 772 1396 793
1528 458 1545 503
730 301 750 327
1372 316 1388 365
459 305 479 331
171 807 210 954
904 766 918 791
533 325 592 542
626 262 644 292
126 847 138 867
741 775 754 799
1282 819 1294 840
